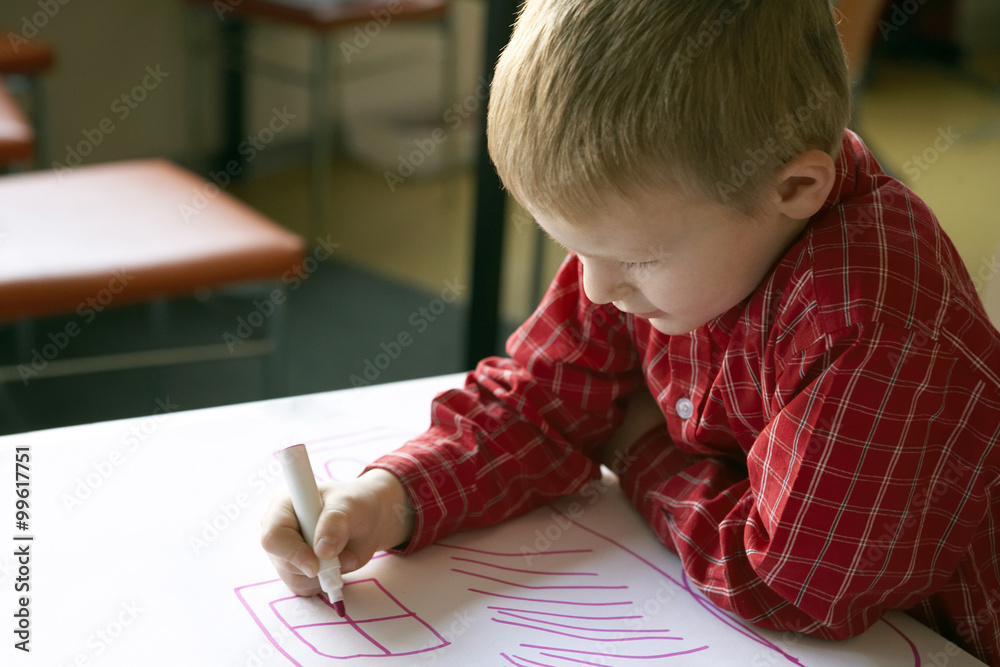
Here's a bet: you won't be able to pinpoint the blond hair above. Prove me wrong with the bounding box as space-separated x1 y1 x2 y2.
488 0 851 219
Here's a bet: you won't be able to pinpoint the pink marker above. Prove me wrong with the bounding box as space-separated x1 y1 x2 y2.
276 444 346 617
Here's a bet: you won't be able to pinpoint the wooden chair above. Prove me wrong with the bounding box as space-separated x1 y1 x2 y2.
0 78 33 167
0 31 55 167
0 159 304 399
183 0 454 239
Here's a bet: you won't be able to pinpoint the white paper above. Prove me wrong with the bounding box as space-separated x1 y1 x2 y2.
0 375 986 666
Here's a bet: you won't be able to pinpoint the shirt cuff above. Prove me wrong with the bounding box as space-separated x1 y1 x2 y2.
361 440 467 556
616 423 694 516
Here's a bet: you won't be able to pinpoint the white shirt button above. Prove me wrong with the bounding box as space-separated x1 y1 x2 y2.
675 397 694 420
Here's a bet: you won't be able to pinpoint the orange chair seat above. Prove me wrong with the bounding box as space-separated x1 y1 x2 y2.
184 0 447 31
0 34 55 74
0 159 304 323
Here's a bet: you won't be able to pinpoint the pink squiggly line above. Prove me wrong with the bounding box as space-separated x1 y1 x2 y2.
309 428 412 447
487 606 643 622
438 542 594 558
453 568 626 591
451 556 598 577
537 652 615 666
678 569 807 663
494 617 681 642
553 506 923 667
555 509 809 665
883 617 921 667
470 589 632 606
526 644 711 659
514 654 560 667
496 610 671 634
502 653 556 667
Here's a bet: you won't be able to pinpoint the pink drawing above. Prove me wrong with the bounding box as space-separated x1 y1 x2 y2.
438 542 710 662
548 508 920 667
306 427 416 483
235 578 449 665
241 433 931 666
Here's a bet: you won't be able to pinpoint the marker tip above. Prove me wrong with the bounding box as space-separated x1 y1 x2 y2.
334 600 346 617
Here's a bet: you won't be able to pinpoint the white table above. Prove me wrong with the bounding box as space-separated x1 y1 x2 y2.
0 375 986 666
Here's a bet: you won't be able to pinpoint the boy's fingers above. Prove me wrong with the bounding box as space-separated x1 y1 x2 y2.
261 525 320 578
268 555 322 597
314 505 352 560
260 498 321 576
338 549 360 574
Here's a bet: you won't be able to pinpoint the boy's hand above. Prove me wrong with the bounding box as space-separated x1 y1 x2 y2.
599 386 666 474
260 468 414 597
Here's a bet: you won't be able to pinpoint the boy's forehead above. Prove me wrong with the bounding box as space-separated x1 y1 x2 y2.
530 198 687 260
530 183 709 231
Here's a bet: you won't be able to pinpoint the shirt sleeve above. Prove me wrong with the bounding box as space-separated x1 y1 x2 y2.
618 322 998 640
367 255 645 553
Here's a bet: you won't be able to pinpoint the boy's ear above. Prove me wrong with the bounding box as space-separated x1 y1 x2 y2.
773 150 837 221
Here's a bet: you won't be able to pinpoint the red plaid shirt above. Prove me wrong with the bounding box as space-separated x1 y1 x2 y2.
368 131 1000 664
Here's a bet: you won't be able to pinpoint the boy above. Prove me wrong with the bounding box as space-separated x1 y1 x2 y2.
262 0 1000 662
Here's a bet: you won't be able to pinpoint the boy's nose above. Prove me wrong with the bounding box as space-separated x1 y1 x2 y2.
580 257 629 305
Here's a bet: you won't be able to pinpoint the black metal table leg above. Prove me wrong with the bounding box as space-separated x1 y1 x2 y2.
464 0 521 370
219 17 248 175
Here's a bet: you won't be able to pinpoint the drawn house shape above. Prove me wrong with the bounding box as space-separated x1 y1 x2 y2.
237 578 449 664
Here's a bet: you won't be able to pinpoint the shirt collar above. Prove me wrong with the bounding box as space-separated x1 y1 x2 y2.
815 129 868 220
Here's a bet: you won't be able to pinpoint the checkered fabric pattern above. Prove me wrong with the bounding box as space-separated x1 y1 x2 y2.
369 131 1000 664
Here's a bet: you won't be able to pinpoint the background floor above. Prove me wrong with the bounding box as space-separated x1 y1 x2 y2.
2 45 998 436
